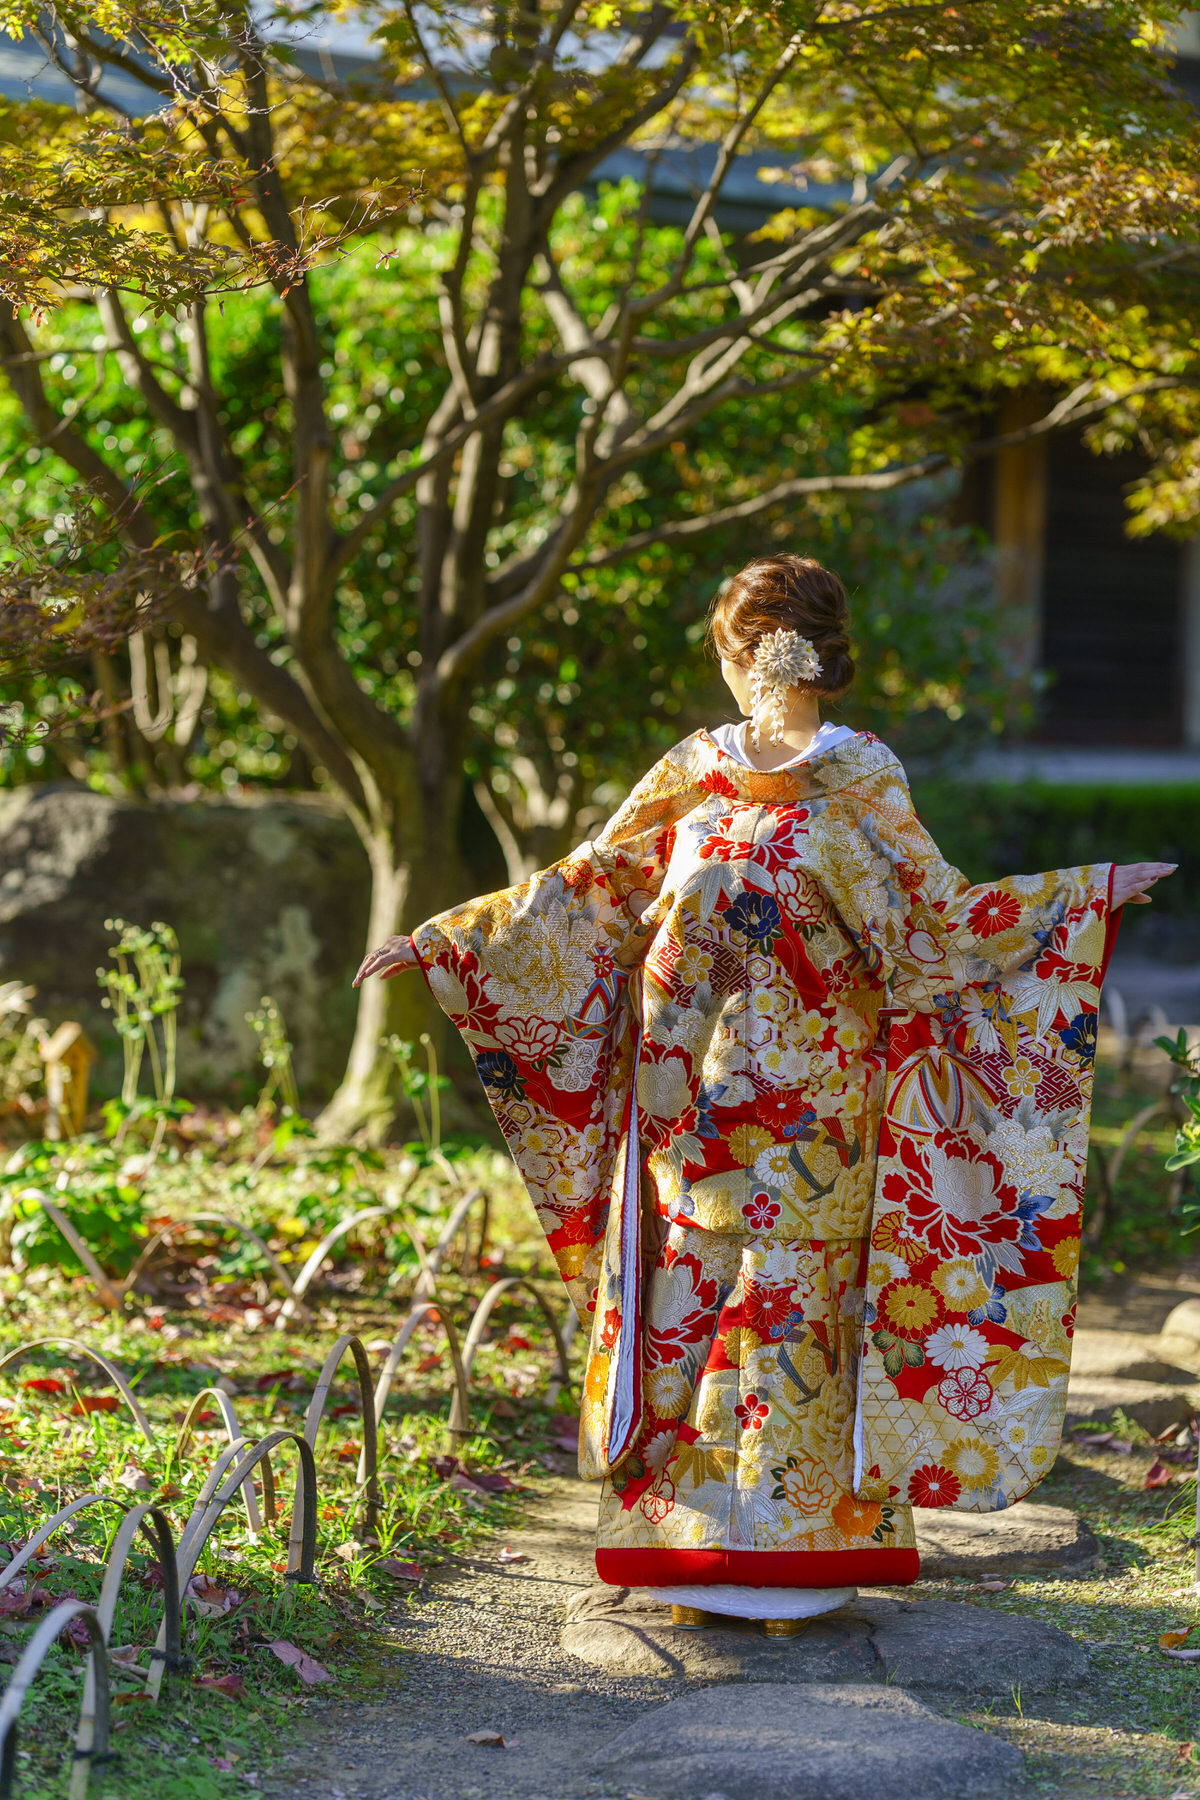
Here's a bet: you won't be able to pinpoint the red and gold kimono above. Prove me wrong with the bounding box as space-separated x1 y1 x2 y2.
412 731 1117 1591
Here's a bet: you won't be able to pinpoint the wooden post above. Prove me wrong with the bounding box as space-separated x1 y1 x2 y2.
992 392 1049 689
38 1023 98 1139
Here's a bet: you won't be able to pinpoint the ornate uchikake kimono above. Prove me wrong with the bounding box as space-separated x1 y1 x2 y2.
412 730 1117 1595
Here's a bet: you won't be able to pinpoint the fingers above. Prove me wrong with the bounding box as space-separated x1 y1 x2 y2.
352 937 418 986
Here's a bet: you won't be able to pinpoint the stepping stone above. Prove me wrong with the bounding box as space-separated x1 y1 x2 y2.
1065 1373 1199 1436
1158 1298 1200 1373
914 1500 1099 1577
589 1681 1025 1800
563 1586 1088 1697
854 1592 1088 1696
1071 1327 1196 1384
561 1585 877 1683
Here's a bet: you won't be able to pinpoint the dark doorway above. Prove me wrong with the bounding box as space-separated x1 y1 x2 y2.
1038 434 1184 745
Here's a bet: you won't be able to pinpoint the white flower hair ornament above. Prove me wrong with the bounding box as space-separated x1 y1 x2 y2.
748 629 823 747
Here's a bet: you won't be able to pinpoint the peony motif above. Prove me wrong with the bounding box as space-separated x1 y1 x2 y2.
832 1493 883 1540
885 1132 1023 1265
487 899 594 1021
494 1016 561 1060
645 1251 720 1368
779 1462 838 1516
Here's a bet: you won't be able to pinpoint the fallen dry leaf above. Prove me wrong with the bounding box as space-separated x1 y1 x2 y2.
1145 1458 1174 1490
186 1575 241 1618
71 1396 120 1416
976 1578 1012 1593
1110 1439 1134 1456
22 1378 64 1395
376 1558 421 1580
1161 1627 1200 1650
503 1334 533 1353
415 1352 442 1374
268 1639 331 1684
117 1464 152 1493
333 1541 364 1563
497 1547 528 1565
465 1728 509 1746
198 1672 246 1699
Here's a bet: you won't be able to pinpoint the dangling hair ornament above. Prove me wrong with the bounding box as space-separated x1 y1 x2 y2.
748 629 823 747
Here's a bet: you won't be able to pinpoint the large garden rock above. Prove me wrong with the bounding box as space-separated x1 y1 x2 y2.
0 784 370 1100
563 1586 1087 1697
590 1682 1026 1800
1158 1299 1200 1374
914 1501 1099 1577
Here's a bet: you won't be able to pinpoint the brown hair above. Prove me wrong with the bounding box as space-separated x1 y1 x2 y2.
705 554 855 699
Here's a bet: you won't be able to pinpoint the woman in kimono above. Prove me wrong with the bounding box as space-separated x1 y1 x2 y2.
356 554 1172 1633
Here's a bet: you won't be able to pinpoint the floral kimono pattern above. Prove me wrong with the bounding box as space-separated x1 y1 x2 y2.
412 731 1116 1589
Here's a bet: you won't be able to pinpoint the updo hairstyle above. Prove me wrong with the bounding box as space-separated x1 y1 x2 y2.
705 554 855 699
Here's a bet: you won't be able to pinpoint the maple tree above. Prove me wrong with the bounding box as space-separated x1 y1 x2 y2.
1 0 1199 1132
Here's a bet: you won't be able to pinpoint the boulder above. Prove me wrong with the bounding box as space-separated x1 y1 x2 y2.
0 784 370 1100
1070 1327 1196 1385
1158 1299 1200 1373
914 1500 1099 1577
590 1682 1026 1800
1065 1374 1199 1437
564 1586 1088 1697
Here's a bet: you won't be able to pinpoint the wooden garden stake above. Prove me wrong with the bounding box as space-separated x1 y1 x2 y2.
38 1023 97 1139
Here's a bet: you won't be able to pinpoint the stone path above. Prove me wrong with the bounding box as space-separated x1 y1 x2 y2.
273 1477 1091 1800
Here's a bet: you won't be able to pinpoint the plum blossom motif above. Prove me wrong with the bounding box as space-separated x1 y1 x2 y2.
937 1367 993 1421
734 1393 770 1431
742 1192 783 1231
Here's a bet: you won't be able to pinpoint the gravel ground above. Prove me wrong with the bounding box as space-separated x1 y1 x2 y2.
270 1476 682 1800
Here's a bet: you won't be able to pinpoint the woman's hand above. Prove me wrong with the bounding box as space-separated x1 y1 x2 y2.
1111 862 1177 909
353 935 420 986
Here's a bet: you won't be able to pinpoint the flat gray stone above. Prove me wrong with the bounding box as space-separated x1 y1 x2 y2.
855 1593 1088 1696
590 1682 1026 1800
563 1587 1087 1697
914 1500 1099 1577
561 1586 876 1683
1065 1374 1200 1436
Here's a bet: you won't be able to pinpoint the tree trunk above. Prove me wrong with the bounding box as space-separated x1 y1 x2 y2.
317 760 478 1144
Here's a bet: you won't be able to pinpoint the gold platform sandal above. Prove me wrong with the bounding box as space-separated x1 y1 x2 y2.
763 1618 809 1638
671 1605 711 1630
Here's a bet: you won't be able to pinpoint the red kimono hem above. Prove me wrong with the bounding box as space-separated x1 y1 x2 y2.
595 1547 921 1588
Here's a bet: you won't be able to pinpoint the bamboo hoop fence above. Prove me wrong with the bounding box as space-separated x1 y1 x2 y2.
0 1185 578 1798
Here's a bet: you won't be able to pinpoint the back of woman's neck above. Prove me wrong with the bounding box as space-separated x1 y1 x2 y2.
739 713 824 772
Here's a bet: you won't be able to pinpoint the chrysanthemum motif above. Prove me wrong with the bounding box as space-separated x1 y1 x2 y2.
749 629 823 746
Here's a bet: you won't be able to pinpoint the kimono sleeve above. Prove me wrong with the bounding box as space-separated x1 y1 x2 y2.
410 743 703 1321
809 764 1115 1015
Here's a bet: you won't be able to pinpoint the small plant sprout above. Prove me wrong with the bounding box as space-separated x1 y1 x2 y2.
246 995 301 1117
97 919 183 1144
382 1033 449 1157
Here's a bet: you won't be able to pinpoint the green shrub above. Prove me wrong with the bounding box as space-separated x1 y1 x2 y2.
911 779 1200 915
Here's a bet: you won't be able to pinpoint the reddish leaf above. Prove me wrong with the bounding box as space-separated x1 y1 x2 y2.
468 1468 516 1493
267 1639 331 1684
329 1402 359 1419
335 1441 362 1463
195 1410 218 1427
22 1378 64 1395
1145 1458 1174 1489
415 1353 442 1373
497 1547 528 1565
430 1455 461 1479
71 1396 120 1415
198 1672 245 1699
377 1558 421 1581
503 1335 533 1353
253 1370 296 1392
